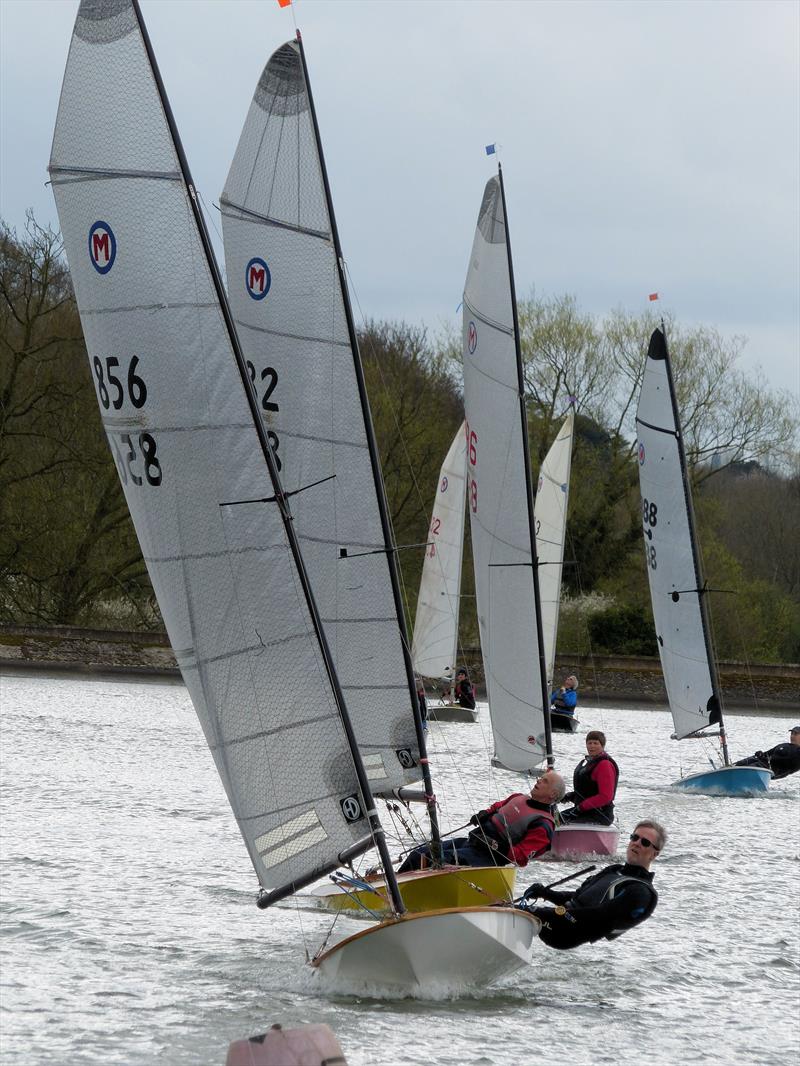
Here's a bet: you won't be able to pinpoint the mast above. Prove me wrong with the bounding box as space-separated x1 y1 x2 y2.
131 0 406 912
294 31 441 853
660 326 729 764
497 164 554 768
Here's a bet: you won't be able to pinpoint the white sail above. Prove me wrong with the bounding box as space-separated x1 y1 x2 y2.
49 0 375 896
462 175 548 771
411 423 467 681
636 328 720 739
220 41 420 794
534 410 574 688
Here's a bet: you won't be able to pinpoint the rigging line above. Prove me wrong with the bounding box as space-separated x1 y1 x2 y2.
219 473 337 508
339 260 458 662
339 263 497 806
338 541 432 559
197 188 225 255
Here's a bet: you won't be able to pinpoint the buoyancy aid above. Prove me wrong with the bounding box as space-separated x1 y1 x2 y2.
473 796 555 858
569 864 657 940
573 752 619 803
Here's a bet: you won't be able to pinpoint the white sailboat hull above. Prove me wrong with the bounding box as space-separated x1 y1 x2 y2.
312 906 540 994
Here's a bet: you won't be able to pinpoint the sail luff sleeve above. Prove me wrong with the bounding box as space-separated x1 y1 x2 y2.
49 0 375 895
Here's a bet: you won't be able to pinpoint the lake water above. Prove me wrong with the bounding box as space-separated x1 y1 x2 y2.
1 672 798 1066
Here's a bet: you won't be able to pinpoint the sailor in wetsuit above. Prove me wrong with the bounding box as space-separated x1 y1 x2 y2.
516 819 665 949
734 725 800 780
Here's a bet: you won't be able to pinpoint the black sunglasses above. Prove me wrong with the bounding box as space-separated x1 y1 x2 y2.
629 832 659 850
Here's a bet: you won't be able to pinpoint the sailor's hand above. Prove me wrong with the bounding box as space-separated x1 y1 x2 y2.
561 791 577 804
522 882 545 901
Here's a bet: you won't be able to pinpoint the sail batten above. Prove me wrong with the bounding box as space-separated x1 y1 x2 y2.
49 0 381 898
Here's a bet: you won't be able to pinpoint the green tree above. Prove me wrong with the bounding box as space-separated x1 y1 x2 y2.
0 214 154 625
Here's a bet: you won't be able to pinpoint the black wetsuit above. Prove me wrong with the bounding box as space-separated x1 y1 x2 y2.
735 743 800 781
455 678 476 710
518 862 657 950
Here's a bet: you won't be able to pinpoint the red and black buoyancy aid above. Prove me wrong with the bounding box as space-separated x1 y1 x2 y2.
475 796 555 859
573 752 619 804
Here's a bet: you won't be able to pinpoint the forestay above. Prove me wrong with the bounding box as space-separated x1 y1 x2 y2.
534 410 574 689
636 328 720 739
412 423 467 681
462 176 548 771
220 40 420 793
49 0 374 895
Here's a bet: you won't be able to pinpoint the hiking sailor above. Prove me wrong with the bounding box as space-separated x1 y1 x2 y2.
398 772 566 872
516 819 664 949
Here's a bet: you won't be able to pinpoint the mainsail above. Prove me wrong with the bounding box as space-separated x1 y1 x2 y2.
219 39 421 794
635 328 724 743
48 0 387 899
411 423 467 682
534 410 574 688
461 171 552 771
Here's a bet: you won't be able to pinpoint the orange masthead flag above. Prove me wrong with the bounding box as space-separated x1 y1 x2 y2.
277 0 292 7
648 292 659 302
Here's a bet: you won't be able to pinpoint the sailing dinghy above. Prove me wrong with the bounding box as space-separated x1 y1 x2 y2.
462 167 555 778
49 1 540 994
220 34 514 919
636 328 770 796
411 424 477 723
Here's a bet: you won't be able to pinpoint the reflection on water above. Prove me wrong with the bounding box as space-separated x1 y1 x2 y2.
1 674 798 1065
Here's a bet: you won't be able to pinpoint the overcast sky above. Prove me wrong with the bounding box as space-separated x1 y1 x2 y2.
1 0 798 396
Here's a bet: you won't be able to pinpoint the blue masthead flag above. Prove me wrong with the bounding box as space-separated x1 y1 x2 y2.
485 143 496 156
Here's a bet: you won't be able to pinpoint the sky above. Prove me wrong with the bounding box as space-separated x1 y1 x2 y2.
1 0 798 396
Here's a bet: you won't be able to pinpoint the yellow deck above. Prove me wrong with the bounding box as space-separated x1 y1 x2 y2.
313 865 516 914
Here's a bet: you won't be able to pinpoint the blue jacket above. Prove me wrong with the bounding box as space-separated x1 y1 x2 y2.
550 687 577 711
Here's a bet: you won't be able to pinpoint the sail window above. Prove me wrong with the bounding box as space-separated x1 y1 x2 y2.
255 811 328 869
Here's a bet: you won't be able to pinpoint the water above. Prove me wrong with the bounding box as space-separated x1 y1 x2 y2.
1 673 798 1066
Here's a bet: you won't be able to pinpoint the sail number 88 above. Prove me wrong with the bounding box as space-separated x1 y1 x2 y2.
642 499 658 526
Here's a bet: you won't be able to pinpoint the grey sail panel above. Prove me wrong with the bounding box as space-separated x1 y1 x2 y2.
49 0 370 893
220 40 419 793
412 423 467 681
534 410 574 688
636 329 717 739
462 176 547 770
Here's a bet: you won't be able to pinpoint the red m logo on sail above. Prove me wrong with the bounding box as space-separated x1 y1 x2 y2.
92 232 111 264
249 265 266 293
245 257 271 301
88 221 116 275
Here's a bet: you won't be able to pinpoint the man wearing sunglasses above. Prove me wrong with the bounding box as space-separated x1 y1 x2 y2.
516 819 666 950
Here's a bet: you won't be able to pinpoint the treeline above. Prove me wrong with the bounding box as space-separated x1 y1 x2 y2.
2 214 798 663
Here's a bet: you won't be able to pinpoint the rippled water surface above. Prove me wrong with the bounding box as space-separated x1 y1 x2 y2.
1 673 798 1065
